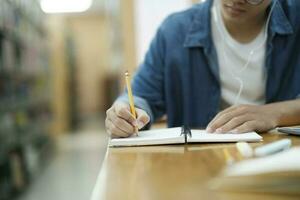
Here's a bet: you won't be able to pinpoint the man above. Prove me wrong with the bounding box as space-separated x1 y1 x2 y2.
106 0 300 138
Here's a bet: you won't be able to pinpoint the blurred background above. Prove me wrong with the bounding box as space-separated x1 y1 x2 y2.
0 0 200 199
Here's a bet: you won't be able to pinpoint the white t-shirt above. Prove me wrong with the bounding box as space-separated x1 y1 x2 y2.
211 0 267 110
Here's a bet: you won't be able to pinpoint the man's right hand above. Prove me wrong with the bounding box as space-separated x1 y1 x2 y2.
105 101 150 138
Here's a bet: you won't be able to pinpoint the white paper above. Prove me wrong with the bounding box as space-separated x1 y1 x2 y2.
188 130 262 143
109 128 262 147
109 127 184 147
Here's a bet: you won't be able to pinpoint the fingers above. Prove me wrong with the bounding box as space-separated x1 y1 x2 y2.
233 119 273 133
114 103 137 126
206 104 277 134
105 101 150 138
106 102 137 138
105 118 131 138
136 108 150 129
232 121 257 134
215 114 253 133
207 105 248 133
206 106 238 132
110 111 136 133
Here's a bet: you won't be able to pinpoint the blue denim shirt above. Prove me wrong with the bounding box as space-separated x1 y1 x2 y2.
120 0 300 129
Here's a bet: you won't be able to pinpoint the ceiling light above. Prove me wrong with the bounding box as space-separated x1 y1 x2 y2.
40 0 93 13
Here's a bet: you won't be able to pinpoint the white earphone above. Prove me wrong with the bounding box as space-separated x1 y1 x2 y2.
212 0 277 105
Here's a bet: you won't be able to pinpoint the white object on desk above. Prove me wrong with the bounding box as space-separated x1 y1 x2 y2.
254 139 291 157
109 127 262 147
276 127 300 136
225 147 300 176
236 142 253 158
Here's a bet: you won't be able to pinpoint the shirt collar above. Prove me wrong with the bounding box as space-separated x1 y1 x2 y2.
184 0 294 48
269 0 294 35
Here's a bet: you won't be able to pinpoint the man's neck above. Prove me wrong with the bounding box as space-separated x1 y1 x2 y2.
222 12 268 44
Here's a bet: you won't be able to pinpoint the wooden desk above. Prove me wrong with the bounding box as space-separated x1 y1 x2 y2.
91 131 300 200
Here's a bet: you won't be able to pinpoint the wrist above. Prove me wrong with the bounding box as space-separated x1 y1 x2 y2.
264 99 300 127
262 103 283 127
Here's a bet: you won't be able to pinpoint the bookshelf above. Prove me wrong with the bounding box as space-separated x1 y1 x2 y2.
0 0 52 199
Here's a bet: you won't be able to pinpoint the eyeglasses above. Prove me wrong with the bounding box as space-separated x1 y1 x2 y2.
246 0 265 5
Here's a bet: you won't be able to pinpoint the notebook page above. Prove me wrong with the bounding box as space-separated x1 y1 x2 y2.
188 130 262 143
109 127 184 147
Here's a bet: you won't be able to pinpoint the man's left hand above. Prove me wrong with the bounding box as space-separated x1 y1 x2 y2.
206 104 280 134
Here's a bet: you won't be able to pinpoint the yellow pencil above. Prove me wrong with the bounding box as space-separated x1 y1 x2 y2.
125 71 138 134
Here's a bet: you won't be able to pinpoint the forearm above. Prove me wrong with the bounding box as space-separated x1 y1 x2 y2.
266 99 300 126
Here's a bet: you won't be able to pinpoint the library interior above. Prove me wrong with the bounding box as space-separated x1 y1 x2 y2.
1 0 300 200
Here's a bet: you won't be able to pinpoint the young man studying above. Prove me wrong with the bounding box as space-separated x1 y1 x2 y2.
105 0 300 138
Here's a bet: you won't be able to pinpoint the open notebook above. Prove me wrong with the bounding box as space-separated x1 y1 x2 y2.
109 126 262 147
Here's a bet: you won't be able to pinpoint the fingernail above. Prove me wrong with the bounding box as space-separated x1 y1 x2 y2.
216 128 223 133
137 121 144 129
206 127 213 133
132 120 138 127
